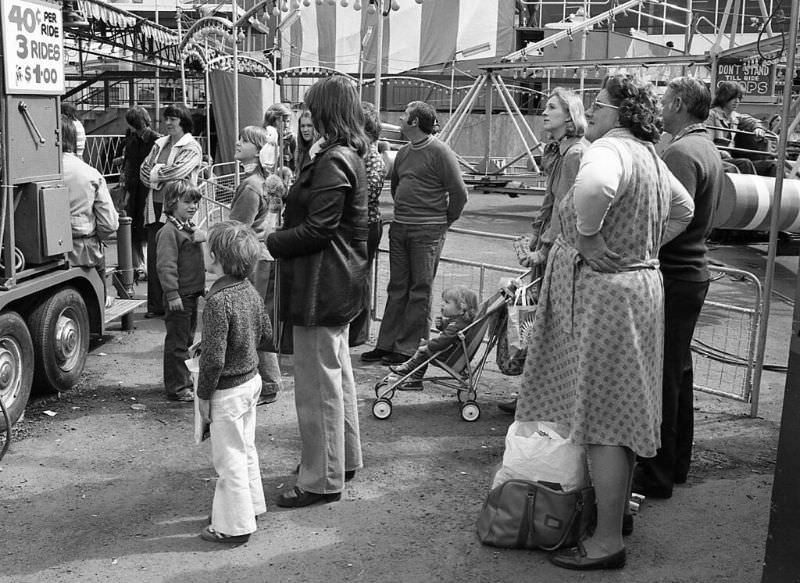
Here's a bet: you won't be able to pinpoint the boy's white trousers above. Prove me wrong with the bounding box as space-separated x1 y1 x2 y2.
209 374 266 536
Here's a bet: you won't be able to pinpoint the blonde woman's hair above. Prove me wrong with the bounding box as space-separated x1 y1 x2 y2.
550 87 587 138
442 285 479 322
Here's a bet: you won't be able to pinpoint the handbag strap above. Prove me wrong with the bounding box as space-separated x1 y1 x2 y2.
533 485 589 552
517 486 536 548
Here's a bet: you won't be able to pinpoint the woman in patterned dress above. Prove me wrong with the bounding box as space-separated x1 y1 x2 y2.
515 75 694 571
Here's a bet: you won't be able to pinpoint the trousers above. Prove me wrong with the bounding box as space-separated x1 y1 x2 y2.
163 294 198 396
209 374 266 536
376 222 447 356
293 324 362 493
636 277 709 492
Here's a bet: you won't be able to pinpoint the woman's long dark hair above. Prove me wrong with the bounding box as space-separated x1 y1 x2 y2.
603 75 662 143
304 76 368 156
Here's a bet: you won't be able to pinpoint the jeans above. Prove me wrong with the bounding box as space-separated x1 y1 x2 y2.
376 222 447 356
636 277 709 491
209 374 266 536
163 293 198 396
349 221 383 346
293 324 362 493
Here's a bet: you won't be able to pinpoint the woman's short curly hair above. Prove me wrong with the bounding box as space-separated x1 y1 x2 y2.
602 75 662 143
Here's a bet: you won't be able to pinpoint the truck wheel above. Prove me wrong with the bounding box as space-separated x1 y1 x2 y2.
0 312 34 430
28 288 90 392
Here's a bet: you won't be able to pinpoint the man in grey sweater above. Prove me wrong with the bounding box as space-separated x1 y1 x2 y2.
633 77 724 499
361 101 468 368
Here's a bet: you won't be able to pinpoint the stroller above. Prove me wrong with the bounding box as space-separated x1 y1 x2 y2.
371 291 511 423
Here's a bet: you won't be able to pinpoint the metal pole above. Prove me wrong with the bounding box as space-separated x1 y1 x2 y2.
177 7 187 106
749 4 799 420
116 217 135 331
154 0 160 132
233 8 240 185
449 54 456 117
374 0 384 112
273 7 281 104
761 7 800 577
205 38 212 161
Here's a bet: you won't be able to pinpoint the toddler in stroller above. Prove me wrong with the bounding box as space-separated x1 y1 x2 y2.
389 285 479 388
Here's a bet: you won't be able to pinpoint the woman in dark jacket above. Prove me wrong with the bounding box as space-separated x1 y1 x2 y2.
267 76 369 508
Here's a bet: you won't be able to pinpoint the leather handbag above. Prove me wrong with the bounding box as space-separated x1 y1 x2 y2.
477 479 596 551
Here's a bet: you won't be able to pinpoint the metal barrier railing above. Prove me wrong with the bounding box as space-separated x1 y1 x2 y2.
691 265 763 414
375 229 764 414
84 134 125 180
85 135 211 182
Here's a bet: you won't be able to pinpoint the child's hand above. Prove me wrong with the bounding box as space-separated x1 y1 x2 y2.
418 338 428 349
434 315 443 329
168 297 184 312
198 398 211 424
192 229 207 243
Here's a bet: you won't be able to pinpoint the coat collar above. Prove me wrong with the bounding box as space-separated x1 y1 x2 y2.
156 133 194 149
207 274 246 298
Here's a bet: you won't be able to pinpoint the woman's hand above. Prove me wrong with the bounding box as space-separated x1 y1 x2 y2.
168 296 184 312
577 232 622 273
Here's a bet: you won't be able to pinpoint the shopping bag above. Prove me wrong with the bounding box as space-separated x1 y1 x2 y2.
184 343 209 445
495 285 537 376
491 421 588 492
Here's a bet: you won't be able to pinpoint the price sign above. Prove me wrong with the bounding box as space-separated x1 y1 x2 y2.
1 0 64 94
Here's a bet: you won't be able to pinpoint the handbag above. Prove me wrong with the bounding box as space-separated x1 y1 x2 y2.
477 479 596 551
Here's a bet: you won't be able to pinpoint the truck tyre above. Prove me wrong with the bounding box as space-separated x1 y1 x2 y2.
0 312 34 430
28 288 90 393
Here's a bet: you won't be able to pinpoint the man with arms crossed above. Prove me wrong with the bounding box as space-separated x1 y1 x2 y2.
361 101 468 370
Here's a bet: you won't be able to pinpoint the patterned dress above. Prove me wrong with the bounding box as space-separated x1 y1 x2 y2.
515 129 672 458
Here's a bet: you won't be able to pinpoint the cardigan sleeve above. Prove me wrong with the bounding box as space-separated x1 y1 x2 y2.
196 296 229 399
155 226 181 302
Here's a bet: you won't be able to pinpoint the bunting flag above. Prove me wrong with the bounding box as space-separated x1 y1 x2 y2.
283 0 515 75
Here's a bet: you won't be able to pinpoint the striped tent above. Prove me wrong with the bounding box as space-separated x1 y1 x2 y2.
282 0 516 75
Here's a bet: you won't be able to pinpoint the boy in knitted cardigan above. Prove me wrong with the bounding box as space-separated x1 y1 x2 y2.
197 221 273 544
155 180 205 401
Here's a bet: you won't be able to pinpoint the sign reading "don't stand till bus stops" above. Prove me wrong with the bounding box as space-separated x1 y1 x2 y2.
1 0 63 94
715 57 776 98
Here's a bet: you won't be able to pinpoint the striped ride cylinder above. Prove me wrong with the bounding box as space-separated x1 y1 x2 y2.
714 173 800 231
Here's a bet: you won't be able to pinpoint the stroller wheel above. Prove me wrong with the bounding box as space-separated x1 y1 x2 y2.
374 379 396 399
460 401 481 422
372 398 392 420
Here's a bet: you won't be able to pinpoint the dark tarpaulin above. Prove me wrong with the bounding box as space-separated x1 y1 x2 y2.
208 70 266 164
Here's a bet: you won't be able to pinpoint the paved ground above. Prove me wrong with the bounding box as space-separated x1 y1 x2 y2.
0 190 793 582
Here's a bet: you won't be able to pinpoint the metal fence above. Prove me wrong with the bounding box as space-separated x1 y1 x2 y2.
691 265 763 413
85 135 211 183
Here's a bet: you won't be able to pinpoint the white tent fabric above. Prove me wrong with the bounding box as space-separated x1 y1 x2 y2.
282 0 515 75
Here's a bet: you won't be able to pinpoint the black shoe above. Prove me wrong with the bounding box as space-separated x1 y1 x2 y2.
549 543 626 571
398 378 424 391
345 469 356 482
381 352 409 365
144 311 164 319
257 392 278 406
276 486 341 508
632 468 673 499
361 348 392 362
200 526 250 544
498 398 517 414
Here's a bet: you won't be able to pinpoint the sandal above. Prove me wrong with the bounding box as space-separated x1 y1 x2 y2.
200 525 250 544
168 389 194 402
